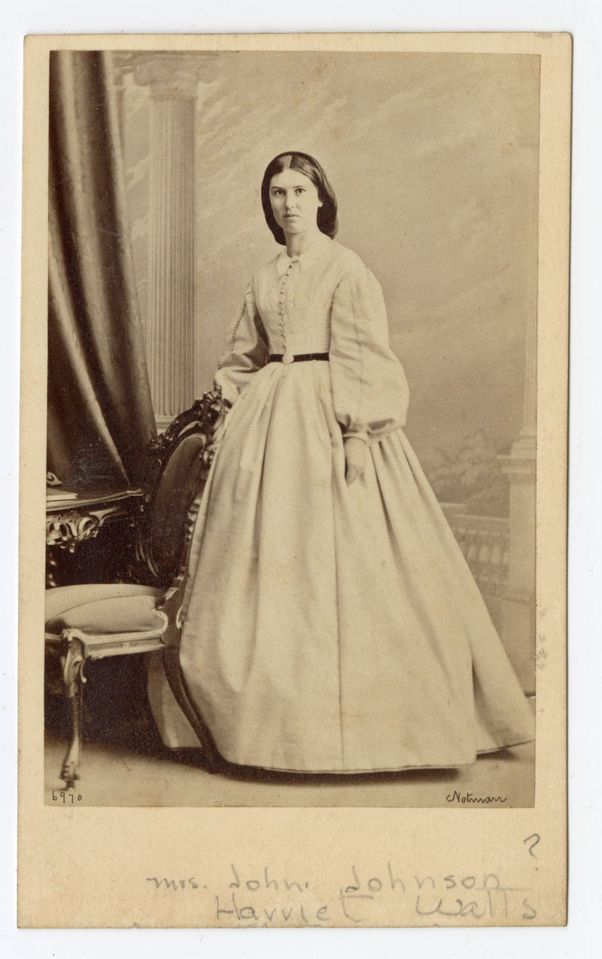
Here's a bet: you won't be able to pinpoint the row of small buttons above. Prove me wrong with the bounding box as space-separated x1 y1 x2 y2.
278 259 298 364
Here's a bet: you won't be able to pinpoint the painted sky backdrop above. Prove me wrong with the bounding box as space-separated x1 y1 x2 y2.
117 51 539 467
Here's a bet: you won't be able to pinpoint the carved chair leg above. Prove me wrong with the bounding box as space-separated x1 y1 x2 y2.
60 635 85 789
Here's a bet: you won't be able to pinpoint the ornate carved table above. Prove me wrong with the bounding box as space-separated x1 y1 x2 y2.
46 486 144 587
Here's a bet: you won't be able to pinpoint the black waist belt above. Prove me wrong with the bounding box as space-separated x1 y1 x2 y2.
268 352 330 364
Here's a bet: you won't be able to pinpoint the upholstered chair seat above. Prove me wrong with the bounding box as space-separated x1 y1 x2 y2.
45 583 164 635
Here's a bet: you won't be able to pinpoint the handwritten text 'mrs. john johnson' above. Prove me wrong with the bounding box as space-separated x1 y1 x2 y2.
145 862 537 925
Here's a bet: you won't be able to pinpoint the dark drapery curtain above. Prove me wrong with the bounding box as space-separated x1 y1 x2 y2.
48 51 155 489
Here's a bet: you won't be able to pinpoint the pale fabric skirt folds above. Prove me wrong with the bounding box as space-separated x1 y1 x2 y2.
149 360 534 772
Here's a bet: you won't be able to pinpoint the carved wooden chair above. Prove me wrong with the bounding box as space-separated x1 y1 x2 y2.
45 390 228 788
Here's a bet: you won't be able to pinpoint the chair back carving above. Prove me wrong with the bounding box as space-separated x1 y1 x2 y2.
134 390 226 590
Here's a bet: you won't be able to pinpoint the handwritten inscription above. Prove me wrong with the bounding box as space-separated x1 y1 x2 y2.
523 833 541 858
144 862 537 926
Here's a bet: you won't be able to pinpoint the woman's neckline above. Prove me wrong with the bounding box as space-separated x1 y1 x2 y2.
283 230 331 261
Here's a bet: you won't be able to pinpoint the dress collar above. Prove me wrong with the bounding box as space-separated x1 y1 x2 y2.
275 231 332 275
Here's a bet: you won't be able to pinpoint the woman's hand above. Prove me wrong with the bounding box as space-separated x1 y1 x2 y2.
344 436 368 486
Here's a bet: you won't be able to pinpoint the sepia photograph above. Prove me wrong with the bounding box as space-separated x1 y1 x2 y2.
42 45 542 809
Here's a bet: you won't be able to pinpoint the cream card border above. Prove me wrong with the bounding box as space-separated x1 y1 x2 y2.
18 31 571 928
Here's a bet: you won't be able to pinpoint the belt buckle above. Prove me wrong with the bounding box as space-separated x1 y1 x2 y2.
282 351 295 365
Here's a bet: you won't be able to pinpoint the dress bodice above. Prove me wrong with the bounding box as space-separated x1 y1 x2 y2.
214 233 411 445
253 233 344 356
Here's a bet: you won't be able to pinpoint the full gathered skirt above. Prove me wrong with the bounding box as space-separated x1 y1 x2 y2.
150 361 534 772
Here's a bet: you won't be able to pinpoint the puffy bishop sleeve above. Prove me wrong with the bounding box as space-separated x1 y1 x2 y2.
330 257 410 445
213 282 269 407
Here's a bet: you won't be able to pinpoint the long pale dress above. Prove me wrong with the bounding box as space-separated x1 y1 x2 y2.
149 230 534 772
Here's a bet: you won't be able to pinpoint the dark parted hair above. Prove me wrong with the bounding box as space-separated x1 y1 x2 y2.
261 151 338 245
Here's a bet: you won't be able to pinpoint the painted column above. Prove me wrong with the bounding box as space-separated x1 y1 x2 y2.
133 54 214 429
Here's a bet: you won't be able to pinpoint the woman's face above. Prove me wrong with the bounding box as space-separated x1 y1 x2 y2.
269 168 323 238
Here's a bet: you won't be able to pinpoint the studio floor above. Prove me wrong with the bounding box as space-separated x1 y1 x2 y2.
45 719 535 810
44 732 535 808
44 658 535 808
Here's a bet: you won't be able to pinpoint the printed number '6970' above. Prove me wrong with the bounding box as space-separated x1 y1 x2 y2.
51 790 83 803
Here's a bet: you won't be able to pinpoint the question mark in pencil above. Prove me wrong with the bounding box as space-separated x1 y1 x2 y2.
523 833 541 858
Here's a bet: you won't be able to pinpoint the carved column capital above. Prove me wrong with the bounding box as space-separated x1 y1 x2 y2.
131 52 217 101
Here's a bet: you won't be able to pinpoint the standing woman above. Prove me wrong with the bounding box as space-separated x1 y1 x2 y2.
150 151 534 773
